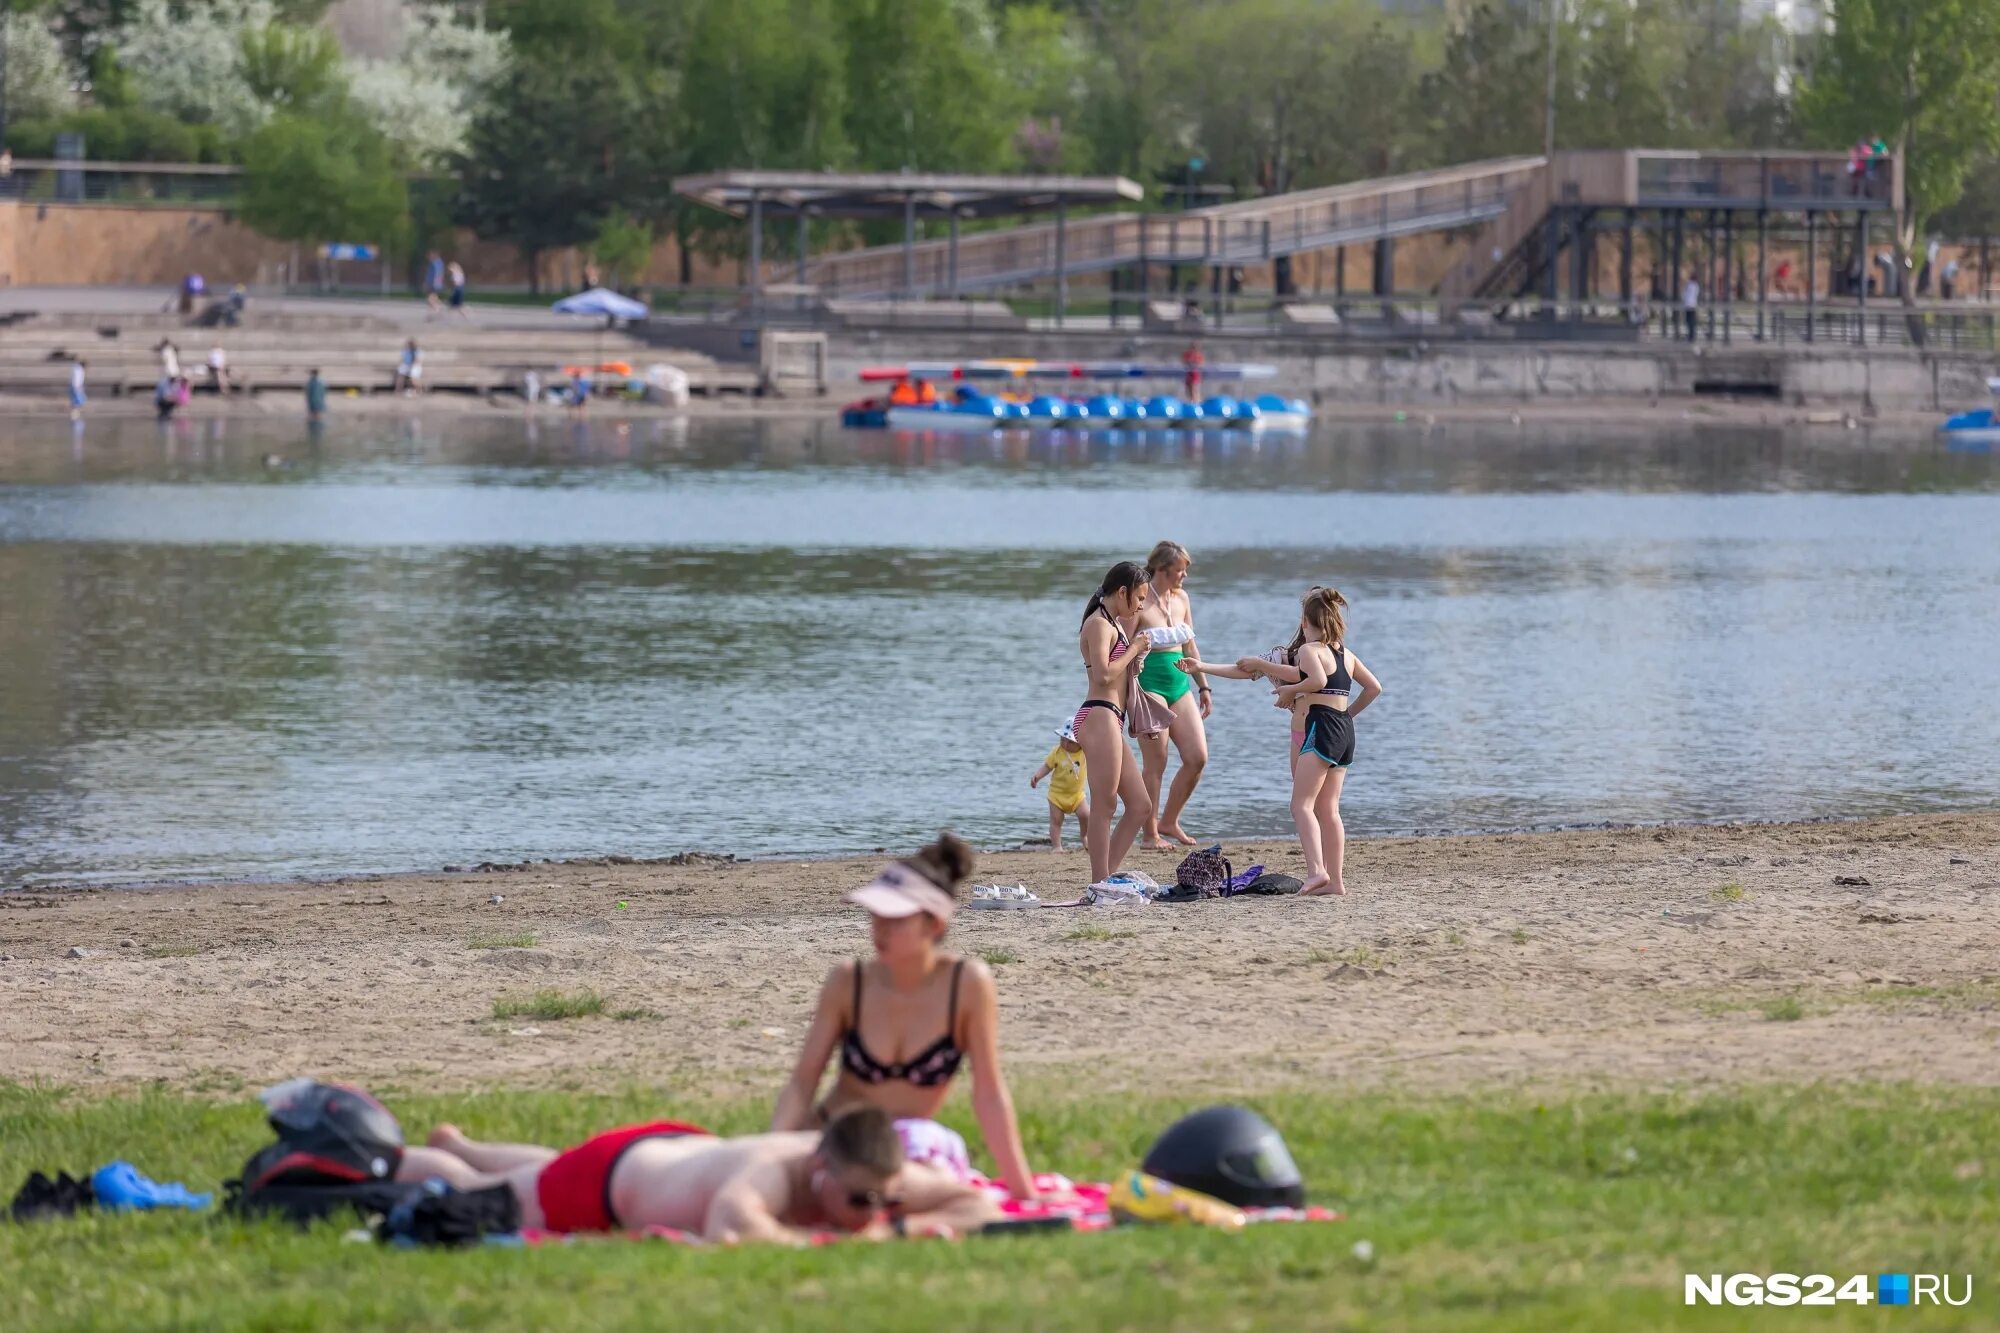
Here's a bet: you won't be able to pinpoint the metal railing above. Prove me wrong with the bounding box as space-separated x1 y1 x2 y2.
802 158 1547 297
0 160 243 206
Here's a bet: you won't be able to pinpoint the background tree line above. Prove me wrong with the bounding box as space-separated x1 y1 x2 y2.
3 0 1998 285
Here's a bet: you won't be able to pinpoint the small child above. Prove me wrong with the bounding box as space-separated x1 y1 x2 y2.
1028 720 1090 851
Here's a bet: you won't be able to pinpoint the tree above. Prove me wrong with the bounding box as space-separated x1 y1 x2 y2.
452 55 667 291
1799 0 2000 316
346 4 511 167
239 105 410 249
3 10 82 124
839 0 1016 171
107 0 274 135
591 208 654 287
1158 0 1420 195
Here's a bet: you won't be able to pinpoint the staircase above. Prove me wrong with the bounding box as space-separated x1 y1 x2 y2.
804 158 1548 297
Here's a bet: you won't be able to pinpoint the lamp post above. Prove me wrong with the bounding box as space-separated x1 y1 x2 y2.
1542 0 1558 161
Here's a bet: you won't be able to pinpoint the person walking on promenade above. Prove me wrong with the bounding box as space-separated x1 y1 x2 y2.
68 357 87 420
448 261 469 320
1682 276 1700 342
305 369 327 423
207 343 230 396
1181 340 1204 402
424 251 445 315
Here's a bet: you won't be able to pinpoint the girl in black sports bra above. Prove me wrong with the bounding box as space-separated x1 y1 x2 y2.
772 834 1040 1201
1179 586 1383 897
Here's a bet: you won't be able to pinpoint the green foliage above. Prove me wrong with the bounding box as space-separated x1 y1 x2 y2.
3 1081 1999 1329
839 0 1016 171
451 54 670 287
239 19 347 115
489 988 607 1020
1800 0 2000 246
591 208 655 286
239 107 410 247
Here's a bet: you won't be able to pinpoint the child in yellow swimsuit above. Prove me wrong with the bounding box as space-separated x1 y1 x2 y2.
1029 721 1091 850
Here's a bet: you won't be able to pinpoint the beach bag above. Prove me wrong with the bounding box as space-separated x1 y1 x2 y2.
1239 873 1303 897
1170 845 1232 901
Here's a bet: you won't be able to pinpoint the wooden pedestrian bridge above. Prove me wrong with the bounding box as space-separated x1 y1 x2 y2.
678 150 1899 317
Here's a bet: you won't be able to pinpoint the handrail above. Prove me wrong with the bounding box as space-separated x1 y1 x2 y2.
804 156 1550 296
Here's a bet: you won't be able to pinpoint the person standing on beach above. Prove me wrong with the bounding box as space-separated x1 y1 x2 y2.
1029 721 1089 851
1132 541 1209 849
1072 562 1154 885
68 357 87 420
1181 586 1382 896
305 369 327 423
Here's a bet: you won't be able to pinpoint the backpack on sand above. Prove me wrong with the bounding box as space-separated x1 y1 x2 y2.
1166 845 1233 902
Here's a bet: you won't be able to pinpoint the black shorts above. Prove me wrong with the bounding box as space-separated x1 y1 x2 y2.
1299 705 1354 768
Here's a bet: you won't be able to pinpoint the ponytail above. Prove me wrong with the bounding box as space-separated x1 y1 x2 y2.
1083 561 1146 627
1289 585 1348 653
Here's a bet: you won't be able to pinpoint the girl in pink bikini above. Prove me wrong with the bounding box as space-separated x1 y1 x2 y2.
1181 586 1382 895
1072 562 1155 885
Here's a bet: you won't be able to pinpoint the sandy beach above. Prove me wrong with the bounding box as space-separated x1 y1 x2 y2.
4 812 1995 1097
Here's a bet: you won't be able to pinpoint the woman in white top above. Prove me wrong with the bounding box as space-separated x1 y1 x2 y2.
1130 540 1209 847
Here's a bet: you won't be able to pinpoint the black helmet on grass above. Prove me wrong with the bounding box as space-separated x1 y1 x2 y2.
244 1079 404 1190
1141 1104 1305 1210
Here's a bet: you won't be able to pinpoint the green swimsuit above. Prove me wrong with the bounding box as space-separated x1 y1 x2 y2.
1138 645 1196 706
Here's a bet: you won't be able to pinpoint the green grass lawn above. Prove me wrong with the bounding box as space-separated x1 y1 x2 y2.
3 1081 1994 1331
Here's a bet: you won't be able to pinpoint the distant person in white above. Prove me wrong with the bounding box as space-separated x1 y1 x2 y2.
1682 277 1700 342
69 358 87 419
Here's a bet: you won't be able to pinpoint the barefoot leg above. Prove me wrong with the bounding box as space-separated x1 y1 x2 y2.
1158 696 1208 845
1136 729 1172 849
424 1125 560 1175
1047 803 1064 851
1289 751 1330 892
1080 708 1129 884
1313 769 1349 896
1107 744 1154 876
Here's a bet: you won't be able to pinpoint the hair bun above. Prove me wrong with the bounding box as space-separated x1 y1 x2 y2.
907 831 975 891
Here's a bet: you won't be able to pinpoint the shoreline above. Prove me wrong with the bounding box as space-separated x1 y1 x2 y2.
4 809 1996 1097
0 389 1958 432
4 806 1939 895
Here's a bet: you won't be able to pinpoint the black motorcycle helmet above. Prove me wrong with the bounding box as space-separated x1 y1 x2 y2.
244 1079 405 1190
1141 1104 1305 1209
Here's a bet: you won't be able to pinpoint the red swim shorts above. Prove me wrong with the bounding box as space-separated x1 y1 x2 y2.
535 1120 710 1233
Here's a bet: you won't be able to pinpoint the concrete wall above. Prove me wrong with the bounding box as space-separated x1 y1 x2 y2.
823 327 1991 413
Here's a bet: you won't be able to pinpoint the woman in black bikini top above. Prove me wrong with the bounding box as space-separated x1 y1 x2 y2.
772 834 1039 1201
1075 562 1157 887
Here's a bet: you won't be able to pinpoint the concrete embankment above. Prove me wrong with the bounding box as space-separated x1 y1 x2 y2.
820 328 1995 415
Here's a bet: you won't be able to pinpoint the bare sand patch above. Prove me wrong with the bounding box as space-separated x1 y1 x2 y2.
3 812 1996 1097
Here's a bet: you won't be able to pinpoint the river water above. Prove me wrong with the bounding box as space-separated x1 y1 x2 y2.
2 413 1997 886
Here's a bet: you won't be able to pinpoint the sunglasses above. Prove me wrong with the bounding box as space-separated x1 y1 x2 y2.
845 1187 903 1212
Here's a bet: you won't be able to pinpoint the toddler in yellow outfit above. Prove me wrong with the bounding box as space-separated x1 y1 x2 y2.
1029 720 1091 851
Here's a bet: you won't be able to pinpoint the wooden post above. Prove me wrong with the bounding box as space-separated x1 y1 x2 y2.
1756 209 1767 341
1054 198 1068 325
948 210 960 297
1805 209 1816 343
748 191 764 313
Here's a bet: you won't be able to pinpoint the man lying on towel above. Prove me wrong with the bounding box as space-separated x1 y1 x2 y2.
394 1105 998 1242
